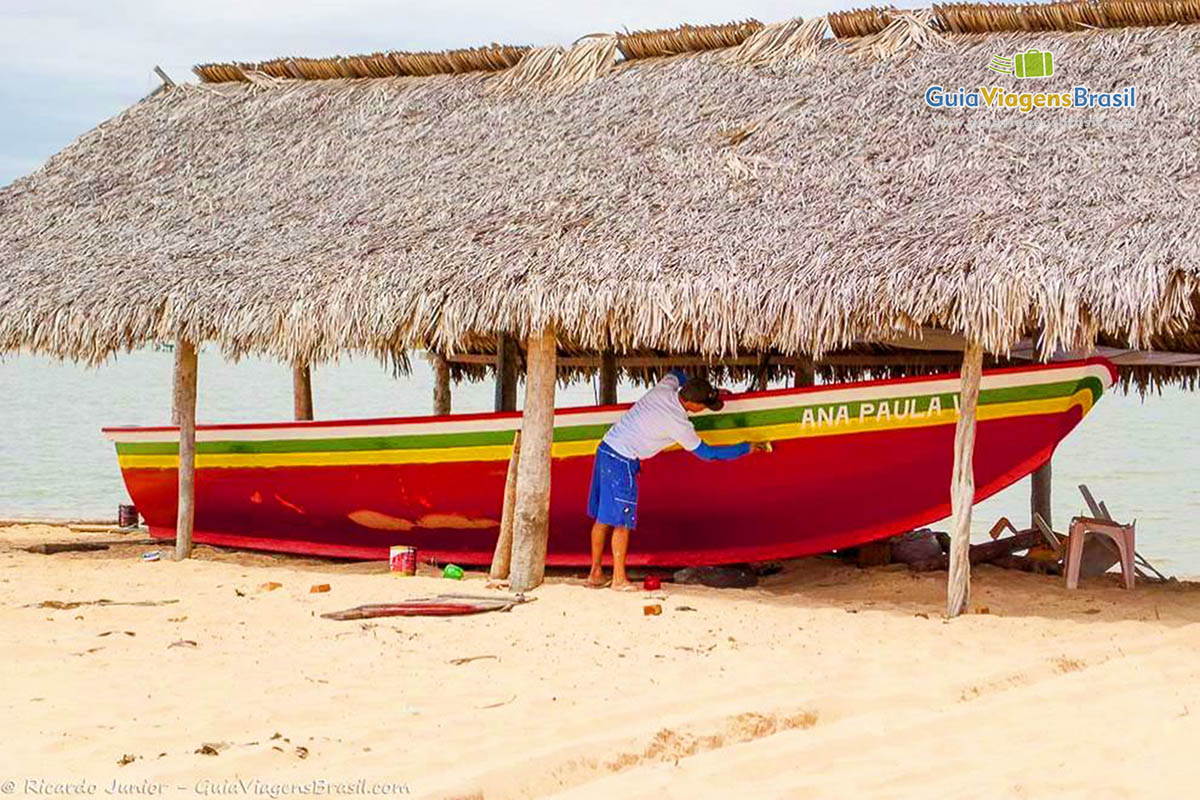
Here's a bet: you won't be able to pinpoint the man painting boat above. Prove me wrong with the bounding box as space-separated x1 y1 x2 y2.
587 370 769 590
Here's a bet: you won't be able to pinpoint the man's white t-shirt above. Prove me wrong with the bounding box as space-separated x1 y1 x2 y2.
601 374 702 460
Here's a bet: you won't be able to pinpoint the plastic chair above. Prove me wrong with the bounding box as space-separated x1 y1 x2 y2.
1064 516 1136 590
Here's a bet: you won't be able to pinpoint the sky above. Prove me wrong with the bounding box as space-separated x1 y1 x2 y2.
0 0 885 186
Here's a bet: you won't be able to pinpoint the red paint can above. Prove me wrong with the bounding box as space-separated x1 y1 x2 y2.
389 545 417 576
643 574 661 591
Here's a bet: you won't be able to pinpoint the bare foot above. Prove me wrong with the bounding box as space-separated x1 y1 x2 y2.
610 578 640 592
587 567 609 588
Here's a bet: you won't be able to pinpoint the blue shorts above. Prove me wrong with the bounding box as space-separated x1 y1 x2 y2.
587 442 641 530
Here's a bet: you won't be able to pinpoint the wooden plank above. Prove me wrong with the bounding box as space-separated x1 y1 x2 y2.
292 362 314 421
947 340 983 618
508 329 557 592
989 554 1062 575
1079 484 1107 520
1033 512 1062 553
489 431 521 581
1010 342 1200 367
173 339 198 561
910 530 1045 572
447 353 965 369
0 518 116 527
969 530 1043 562
878 328 968 352
26 542 111 555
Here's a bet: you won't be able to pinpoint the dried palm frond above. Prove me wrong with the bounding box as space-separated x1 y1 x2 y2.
844 10 949 58
617 20 764 60
934 0 1200 33
194 44 529 83
724 17 829 65
488 35 620 95
829 6 898 38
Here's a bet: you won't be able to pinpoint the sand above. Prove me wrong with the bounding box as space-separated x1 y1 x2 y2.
2 524 1200 799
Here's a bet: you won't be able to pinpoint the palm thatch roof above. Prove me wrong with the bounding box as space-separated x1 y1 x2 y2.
3 1 1200 382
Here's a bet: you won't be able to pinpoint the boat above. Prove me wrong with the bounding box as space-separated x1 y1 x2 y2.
102 358 1116 566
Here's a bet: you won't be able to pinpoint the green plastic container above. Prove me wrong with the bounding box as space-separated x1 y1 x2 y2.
443 564 465 580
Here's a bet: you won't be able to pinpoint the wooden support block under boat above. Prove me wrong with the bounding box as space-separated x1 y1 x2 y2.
989 554 1063 575
910 530 1045 572
855 539 892 568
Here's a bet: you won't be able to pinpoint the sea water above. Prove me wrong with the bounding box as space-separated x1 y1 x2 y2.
2 349 1197 576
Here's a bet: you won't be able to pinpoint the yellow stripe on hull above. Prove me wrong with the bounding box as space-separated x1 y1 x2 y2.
117 391 1093 471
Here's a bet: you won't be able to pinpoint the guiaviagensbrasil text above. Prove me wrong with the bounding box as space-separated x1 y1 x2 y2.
925 85 1137 112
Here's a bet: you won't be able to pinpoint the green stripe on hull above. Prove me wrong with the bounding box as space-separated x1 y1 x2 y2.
114 375 1103 456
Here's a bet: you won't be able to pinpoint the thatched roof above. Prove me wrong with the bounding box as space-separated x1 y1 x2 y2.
4 1 1200 371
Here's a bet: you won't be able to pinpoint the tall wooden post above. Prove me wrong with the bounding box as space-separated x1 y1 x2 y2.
292 362 313 421
508 328 558 592
1031 460 1052 529
495 334 518 412
947 340 983 618
173 339 198 561
599 352 618 405
794 356 815 388
1029 328 1051 528
753 353 771 391
432 354 451 416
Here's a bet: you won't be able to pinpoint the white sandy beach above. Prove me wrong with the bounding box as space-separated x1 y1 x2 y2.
3 523 1200 799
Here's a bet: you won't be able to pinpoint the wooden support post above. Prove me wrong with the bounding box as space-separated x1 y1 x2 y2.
753 353 771 391
794 356 815 388
599 352 618 405
489 431 522 580
494 334 518 413
508 328 558 593
947 340 983 618
1031 459 1052 531
432 354 451 416
173 339 198 561
1029 325 1051 530
292 362 314 421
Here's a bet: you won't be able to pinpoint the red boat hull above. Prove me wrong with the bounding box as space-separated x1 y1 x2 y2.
106 359 1115 566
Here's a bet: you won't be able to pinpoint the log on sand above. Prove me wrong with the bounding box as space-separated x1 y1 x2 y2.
910 530 1046 572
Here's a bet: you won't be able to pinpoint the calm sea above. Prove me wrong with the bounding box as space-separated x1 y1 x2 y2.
2 349 1197 576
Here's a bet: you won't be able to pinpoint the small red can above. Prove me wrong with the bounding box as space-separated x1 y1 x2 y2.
643 574 661 591
389 545 417 576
